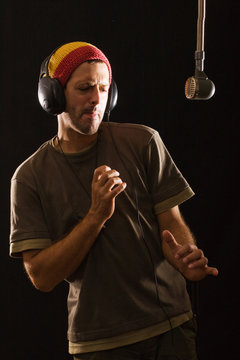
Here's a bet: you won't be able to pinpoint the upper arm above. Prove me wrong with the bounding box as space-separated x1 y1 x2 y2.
10 178 51 258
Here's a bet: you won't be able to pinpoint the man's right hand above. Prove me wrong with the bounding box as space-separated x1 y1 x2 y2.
89 165 127 223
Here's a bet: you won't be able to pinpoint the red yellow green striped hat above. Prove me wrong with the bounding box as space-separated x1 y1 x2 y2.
48 41 112 86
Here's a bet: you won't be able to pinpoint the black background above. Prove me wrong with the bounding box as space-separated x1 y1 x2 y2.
1 1 238 359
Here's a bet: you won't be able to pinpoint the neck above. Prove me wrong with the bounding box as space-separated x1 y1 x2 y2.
55 129 98 153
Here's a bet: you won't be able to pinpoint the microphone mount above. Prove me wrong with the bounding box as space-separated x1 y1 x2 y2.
185 0 215 100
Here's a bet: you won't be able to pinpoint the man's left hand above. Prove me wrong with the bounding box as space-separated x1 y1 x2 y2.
162 230 219 281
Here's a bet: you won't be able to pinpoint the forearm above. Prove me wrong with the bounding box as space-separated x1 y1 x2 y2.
24 211 105 292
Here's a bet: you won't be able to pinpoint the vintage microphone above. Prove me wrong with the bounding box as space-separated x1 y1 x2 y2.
185 0 215 100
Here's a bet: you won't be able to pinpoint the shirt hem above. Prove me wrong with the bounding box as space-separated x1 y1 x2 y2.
10 238 52 258
154 187 194 215
68 311 193 354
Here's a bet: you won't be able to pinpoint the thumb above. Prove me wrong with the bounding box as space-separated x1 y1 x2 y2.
162 230 180 251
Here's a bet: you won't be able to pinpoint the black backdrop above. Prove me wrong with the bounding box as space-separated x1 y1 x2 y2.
1 1 238 359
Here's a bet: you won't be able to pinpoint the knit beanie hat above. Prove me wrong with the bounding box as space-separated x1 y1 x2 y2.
47 41 112 86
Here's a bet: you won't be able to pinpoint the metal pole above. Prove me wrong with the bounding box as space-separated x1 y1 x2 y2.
195 0 206 72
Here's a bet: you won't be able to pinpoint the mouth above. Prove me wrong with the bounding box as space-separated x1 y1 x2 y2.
82 108 100 119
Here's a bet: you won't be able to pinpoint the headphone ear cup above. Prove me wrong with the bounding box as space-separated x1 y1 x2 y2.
105 79 118 114
38 76 66 115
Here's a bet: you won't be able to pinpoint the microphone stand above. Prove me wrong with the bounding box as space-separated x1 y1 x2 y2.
195 0 205 74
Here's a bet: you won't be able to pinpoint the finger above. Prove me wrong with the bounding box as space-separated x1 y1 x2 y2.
103 176 123 192
98 169 121 186
162 230 180 251
110 181 127 197
182 248 204 264
93 165 111 183
206 266 219 277
187 256 208 268
175 244 198 260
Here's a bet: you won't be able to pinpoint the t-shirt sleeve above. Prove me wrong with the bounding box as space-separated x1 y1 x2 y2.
145 131 194 214
10 178 52 258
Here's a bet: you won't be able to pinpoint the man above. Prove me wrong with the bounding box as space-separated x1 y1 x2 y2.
10 41 218 359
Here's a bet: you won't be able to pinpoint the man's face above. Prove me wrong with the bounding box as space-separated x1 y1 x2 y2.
62 61 110 136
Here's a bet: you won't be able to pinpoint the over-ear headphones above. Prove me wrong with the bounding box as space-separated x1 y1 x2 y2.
38 47 118 117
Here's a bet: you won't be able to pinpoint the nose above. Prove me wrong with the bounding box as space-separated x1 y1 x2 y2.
89 85 101 106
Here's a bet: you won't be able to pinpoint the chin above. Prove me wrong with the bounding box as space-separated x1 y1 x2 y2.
78 125 100 136
73 115 103 136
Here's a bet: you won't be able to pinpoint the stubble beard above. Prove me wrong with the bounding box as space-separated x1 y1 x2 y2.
72 112 103 136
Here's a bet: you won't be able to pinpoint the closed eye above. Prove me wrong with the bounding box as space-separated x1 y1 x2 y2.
77 85 92 91
77 85 109 93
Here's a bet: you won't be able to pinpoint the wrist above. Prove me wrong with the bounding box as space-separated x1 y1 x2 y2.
85 209 107 229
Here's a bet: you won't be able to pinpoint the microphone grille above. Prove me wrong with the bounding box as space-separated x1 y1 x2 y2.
185 77 197 99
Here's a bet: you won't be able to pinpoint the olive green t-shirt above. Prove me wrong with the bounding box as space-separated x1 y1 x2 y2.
10 122 194 349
